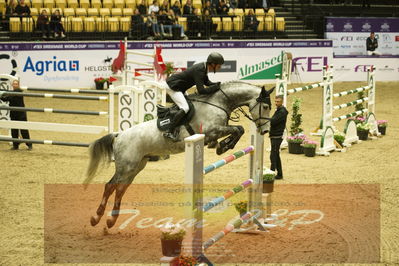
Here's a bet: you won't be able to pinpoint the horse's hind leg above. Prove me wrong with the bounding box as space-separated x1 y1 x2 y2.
106 158 148 228
90 174 118 226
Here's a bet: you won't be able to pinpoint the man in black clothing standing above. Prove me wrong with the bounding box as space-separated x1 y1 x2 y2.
268 95 288 179
366 32 380 56
0 79 32 150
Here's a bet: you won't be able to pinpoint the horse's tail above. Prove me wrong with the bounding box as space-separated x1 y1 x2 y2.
84 133 116 189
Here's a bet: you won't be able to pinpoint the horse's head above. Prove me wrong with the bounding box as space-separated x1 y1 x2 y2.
249 86 274 135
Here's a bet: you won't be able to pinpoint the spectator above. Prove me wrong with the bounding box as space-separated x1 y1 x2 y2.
148 0 160 14
169 9 186 38
203 9 216 38
50 9 65 38
131 8 148 39
0 79 33 150
171 0 182 17
136 0 147 16
244 9 259 31
203 0 217 15
37 9 51 38
4 0 18 31
159 0 170 13
188 8 203 37
183 0 194 15
366 32 380 56
15 0 30 17
147 11 162 38
5 0 18 17
216 0 229 15
226 0 237 9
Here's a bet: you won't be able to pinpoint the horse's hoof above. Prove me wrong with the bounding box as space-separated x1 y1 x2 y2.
106 217 116 228
90 215 100 226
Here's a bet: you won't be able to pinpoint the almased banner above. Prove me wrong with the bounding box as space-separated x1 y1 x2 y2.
325 17 399 56
0 41 332 89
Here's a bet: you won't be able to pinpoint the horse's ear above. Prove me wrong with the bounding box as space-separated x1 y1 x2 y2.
268 86 275 95
260 86 267 96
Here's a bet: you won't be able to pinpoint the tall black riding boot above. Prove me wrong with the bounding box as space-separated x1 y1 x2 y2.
163 109 186 142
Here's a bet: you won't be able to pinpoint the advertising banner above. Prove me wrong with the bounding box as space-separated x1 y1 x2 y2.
325 17 399 56
0 41 333 89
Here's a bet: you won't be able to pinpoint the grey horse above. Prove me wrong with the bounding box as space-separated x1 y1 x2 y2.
85 81 274 228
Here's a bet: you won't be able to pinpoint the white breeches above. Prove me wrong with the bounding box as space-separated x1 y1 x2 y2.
165 86 190 113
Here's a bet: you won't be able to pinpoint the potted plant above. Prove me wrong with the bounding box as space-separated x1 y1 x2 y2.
262 168 276 193
377 120 387 135
356 122 370 141
289 97 303 136
160 223 186 257
287 134 306 154
234 201 248 217
334 132 345 148
301 139 317 157
94 77 109 90
178 255 198 266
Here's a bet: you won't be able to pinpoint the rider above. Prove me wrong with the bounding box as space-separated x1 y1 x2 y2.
163 52 225 141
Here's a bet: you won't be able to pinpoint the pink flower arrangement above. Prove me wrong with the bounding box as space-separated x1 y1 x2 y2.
350 116 366 124
302 139 317 148
377 120 388 127
287 134 307 144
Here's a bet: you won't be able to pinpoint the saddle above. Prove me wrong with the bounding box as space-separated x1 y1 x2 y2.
156 99 195 134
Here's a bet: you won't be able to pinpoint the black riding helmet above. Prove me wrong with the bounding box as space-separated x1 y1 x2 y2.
206 52 225 65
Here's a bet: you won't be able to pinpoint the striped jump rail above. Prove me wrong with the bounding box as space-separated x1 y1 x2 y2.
203 146 254 175
1 91 108 101
0 137 89 147
20 87 115 95
0 106 108 116
202 179 253 212
332 109 368 122
333 86 370 98
333 97 368 110
202 210 261 250
287 82 323 95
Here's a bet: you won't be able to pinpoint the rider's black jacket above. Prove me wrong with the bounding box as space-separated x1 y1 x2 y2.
269 105 288 137
166 62 220 94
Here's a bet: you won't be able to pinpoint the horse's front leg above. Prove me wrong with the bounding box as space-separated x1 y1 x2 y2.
206 125 245 155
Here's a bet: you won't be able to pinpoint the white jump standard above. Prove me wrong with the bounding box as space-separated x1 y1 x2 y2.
319 66 377 155
181 127 273 265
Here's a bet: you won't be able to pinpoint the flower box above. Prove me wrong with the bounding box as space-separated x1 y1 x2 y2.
288 142 304 154
303 146 316 157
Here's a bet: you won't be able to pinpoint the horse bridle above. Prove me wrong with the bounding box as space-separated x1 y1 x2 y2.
191 88 271 129
248 92 271 128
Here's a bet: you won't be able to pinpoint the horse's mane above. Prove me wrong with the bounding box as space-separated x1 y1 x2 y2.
221 80 260 88
188 80 261 101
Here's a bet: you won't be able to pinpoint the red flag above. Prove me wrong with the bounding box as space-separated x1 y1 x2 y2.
134 71 142 77
112 41 125 74
109 76 117 83
153 44 166 80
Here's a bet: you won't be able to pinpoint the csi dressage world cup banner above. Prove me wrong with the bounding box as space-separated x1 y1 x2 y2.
0 41 333 89
325 17 399 56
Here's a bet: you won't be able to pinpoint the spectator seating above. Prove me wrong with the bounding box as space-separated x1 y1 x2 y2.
2 0 287 40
